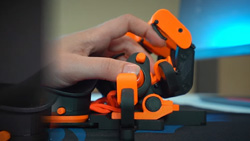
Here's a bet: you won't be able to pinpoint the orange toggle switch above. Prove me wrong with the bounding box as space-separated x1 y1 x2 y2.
136 53 146 63
57 107 66 115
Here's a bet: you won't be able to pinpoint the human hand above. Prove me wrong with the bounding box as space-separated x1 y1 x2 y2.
45 14 165 88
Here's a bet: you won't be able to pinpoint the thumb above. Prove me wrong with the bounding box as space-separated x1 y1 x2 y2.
77 57 140 82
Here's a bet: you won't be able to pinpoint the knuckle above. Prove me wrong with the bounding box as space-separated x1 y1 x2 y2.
122 14 134 20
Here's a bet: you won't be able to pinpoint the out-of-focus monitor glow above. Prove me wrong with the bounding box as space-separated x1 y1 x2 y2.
179 0 250 60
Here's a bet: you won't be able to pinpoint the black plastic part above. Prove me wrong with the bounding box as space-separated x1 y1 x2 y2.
145 96 161 112
151 20 167 40
51 94 91 116
158 61 179 98
174 44 195 95
170 49 177 67
0 71 56 113
165 111 206 125
50 122 95 128
157 55 165 60
126 53 151 99
87 111 206 131
96 80 116 97
56 79 97 94
155 44 195 98
135 119 165 130
120 89 135 141
121 89 135 128
120 128 135 141
139 39 152 54
0 73 55 141
89 114 164 130
0 109 50 141
47 80 97 117
89 114 120 129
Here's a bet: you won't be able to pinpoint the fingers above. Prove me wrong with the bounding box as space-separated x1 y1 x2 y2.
79 57 141 82
96 14 165 47
59 54 141 84
109 36 155 73
46 14 166 88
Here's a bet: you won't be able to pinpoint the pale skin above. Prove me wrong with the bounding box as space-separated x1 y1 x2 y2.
45 14 165 88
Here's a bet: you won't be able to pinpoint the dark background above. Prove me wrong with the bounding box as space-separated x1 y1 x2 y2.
0 0 43 84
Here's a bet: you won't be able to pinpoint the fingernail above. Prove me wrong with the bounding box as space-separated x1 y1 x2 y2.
123 64 140 76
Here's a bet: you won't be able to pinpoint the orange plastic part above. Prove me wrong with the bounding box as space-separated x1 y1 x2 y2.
136 52 146 63
90 90 121 114
43 115 88 123
142 39 171 58
106 90 119 107
148 9 192 49
112 94 179 120
151 58 175 84
137 70 144 88
117 73 138 105
57 107 66 115
0 131 11 141
126 9 192 58
90 103 121 114
126 32 141 42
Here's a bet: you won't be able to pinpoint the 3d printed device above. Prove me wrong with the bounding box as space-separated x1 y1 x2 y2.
43 9 206 140
0 9 206 141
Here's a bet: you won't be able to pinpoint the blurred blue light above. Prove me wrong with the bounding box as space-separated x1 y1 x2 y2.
211 22 250 48
179 0 250 59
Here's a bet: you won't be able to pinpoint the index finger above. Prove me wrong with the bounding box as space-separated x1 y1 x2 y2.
96 14 165 47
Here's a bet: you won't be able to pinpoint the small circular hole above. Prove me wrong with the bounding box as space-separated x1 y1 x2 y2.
178 28 183 33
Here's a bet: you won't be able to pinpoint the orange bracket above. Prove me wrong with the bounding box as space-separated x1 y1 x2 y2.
112 94 179 120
